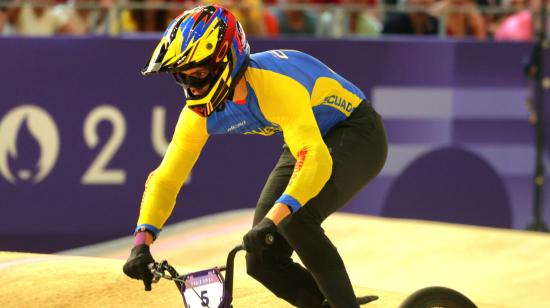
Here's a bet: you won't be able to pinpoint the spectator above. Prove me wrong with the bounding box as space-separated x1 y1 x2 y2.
262 5 279 36
201 0 277 37
382 0 439 35
494 0 538 41
1 3 6 33
124 0 171 32
477 0 504 37
236 0 273 36
54 0 120 35
494 9 531 40
430 0 487 39
6 0 66 35
272 0 317 36
167 0 198 21
317 0 381 37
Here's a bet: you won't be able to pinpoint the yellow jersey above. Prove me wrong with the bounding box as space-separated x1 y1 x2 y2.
136 50 366 236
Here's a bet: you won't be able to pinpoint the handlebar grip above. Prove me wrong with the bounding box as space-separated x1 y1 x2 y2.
148 263 161 283
241 233 275 252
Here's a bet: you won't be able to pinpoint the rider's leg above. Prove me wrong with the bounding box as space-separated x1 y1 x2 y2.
246 148 327 307
245 234 327 307
280 103 386 308
300 102 386 308
277 201 357 308
246 102 387 308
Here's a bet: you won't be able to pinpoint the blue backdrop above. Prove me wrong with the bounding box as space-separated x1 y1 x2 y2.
0 37 548 252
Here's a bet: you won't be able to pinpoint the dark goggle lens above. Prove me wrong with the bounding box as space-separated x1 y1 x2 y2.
173 72 213 89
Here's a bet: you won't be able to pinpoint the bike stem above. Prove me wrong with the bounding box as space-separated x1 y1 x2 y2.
223 244 245 306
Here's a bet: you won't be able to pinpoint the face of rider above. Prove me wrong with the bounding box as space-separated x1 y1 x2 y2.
181 66 211 97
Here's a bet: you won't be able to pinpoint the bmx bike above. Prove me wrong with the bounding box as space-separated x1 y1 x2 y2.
149 244 477 308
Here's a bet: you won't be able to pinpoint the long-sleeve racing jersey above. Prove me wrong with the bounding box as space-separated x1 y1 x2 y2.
136 50 366 236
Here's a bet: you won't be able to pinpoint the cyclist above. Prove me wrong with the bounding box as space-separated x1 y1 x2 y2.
123 5 387 308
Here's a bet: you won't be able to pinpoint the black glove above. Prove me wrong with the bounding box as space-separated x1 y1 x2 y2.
123 244 155 291
243 218 277 253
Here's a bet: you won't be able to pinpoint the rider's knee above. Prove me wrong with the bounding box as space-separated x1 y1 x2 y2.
245 248 294 278
278 207 322 245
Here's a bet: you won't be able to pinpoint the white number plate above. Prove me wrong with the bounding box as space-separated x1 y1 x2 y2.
181 269 224 308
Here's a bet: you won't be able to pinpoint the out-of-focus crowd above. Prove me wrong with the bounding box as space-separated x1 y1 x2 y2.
0 0 540 40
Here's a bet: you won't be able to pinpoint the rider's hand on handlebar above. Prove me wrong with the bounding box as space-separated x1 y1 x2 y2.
123 244 155 291
243 217 277 253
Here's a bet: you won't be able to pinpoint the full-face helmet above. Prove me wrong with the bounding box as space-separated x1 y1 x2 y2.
142 5 250 117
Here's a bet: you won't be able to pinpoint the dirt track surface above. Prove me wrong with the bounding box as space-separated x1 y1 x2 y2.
2 211 549 307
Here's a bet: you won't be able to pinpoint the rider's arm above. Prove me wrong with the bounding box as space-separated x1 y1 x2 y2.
254 71 333 214
135 106 209 238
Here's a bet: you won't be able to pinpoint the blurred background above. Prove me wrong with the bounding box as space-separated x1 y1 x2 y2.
1 0 548 39
0 0 546 39
0 0 549 253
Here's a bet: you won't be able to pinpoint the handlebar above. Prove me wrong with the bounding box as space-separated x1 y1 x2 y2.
223 243 244 303
149 235 274 306
148 244 245 287
149 260 185 291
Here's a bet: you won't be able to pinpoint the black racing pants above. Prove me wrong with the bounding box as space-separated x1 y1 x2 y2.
246 101 388 308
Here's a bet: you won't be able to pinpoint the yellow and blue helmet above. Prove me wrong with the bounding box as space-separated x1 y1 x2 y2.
142 5 250 117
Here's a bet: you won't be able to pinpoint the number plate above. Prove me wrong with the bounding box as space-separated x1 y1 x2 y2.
180 269 224 308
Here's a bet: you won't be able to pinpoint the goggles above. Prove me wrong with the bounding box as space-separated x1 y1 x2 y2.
173 70 216 89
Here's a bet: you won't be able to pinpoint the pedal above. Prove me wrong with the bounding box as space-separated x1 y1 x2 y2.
322 295 379 307
357 295 379 305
